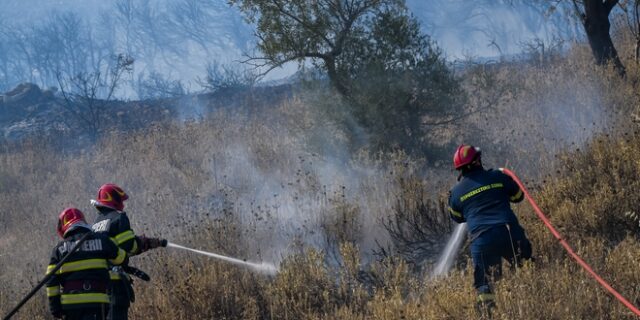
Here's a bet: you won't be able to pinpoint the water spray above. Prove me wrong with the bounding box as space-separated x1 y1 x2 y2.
431 223 467 278
167 242 278 275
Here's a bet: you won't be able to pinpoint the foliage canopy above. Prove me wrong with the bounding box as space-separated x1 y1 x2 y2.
231 0 464 154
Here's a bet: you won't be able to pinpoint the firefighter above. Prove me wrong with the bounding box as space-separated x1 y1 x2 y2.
90 183 166 320
447 145 532 313
46 208 127 320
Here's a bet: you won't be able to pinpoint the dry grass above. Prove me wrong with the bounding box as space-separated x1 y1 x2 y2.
2 28 640 320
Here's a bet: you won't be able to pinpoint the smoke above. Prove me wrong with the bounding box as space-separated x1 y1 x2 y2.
406 0 580 59
174 95 207 122
195 129 395 264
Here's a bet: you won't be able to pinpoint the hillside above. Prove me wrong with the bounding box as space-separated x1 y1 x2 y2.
0 83 292 141
1 42 640 319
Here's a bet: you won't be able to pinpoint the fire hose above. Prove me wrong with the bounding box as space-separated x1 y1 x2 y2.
502 168 640 317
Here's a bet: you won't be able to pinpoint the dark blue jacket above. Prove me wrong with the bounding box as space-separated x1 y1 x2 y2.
448 167 524 239
92 208 141 306
45 229 126 314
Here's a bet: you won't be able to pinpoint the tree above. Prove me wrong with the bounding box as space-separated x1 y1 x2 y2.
572 0 626 75
230 0 376 96
56 54 134 137
31 13 97 86
231 0 464 154
541 1 627 74
380 194 453 268
0 12 115 93
0 21 16 92
113 0 179 63
199 61 257 93
135 71 187 99
167 0 245 53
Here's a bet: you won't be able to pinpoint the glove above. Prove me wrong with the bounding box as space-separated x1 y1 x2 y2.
139 235 168 252
149 237 168 248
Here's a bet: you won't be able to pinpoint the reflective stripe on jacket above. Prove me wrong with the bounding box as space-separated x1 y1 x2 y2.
92 209 141 255
45 230 125 313
448 168 524 239
92 208 140 307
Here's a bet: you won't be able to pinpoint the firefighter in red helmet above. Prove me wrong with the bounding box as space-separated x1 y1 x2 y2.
46 208 127 320
90 183 166 320
448 145 533 314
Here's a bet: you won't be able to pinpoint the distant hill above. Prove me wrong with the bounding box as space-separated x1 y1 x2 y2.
0 82 292 142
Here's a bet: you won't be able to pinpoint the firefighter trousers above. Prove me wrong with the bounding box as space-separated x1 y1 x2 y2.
470 223 532 294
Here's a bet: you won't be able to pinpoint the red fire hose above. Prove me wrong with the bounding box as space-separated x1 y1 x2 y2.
502 168 640 317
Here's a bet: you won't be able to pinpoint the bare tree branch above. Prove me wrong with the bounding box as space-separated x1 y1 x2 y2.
572 0 587 23
55 54 133 137
270 0 335 48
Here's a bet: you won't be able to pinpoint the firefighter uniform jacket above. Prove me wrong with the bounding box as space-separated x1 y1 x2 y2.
45 229 126 314
92 209 142 257
92 208 142 306
448 168 524 240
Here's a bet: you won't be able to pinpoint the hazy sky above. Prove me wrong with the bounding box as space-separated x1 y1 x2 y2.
1 0 566 58
0 0 572 86
407 0 572 59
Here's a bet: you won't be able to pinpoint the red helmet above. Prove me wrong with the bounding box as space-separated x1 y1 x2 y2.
57 208 90 238
453 145 481 170
94 183 129 211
